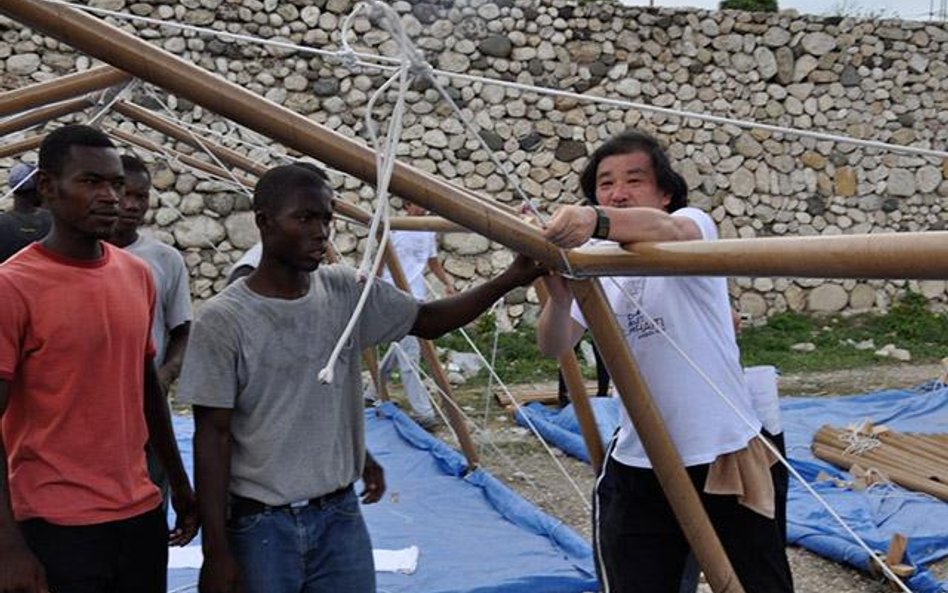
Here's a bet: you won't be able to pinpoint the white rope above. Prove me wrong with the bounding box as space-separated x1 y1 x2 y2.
318 5 413 384
47 0 948 160
141 86 255 201
600 275 913 592
443 316 592 508
381 339 588 510
838 422 882 456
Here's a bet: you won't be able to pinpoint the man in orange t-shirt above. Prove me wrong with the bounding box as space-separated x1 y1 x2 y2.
0 126 197 593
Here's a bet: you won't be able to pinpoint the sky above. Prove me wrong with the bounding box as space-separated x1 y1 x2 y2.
621 0 947 21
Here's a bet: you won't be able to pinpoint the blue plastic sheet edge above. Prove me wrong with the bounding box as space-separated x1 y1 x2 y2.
514 388 948 593
375 401 597 581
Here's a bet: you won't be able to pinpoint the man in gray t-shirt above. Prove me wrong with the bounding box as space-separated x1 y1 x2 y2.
110 155 193 511
179 164 545 593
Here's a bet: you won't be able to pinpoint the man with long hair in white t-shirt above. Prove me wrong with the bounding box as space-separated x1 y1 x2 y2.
536 130 794 593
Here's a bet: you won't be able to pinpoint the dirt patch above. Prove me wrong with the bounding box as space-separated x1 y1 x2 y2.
430 362 947 593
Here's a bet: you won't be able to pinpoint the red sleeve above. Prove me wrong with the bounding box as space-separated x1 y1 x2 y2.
0 274 28 381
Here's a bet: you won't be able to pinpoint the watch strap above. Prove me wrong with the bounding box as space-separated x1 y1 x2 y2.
591 206 610 240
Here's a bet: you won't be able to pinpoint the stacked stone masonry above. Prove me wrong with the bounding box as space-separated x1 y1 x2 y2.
1 0 947 325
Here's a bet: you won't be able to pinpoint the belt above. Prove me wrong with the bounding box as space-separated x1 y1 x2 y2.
229 484 352 519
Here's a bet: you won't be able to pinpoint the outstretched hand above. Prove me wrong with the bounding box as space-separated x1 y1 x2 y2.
541 205 598 249
503 253 548 287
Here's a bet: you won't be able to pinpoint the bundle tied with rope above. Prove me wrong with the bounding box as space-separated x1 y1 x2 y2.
812 420 948 502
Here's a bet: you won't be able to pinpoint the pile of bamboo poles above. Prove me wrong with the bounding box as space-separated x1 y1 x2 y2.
812 424 948 501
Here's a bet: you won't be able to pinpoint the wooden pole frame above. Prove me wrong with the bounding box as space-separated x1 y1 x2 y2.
0 2 741 588
112 100 470 233
0 134 45 160
19 3 948 590
0 65 129 118
0 97 94 138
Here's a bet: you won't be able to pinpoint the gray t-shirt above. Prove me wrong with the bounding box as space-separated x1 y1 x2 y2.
126 234 193 363
177 264 419 505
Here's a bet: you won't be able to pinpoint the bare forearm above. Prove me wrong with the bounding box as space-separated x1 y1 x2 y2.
537 300 580 357
601 207 701 243
144 360 189 492
158 324 190 384
427 259 453 289
411 270 516 339
194 408 232 557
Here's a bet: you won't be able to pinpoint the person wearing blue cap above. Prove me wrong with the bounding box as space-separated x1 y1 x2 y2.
0 162 52 262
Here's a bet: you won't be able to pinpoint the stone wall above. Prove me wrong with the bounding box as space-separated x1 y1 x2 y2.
2 0 947 325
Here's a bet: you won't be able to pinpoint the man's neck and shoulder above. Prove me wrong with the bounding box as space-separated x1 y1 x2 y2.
123 231 186 269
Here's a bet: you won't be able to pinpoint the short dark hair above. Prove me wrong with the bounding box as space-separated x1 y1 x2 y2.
292 161 328 181
579 130 688 213
38 125 115 176
254 164 332 214
121 154 151 181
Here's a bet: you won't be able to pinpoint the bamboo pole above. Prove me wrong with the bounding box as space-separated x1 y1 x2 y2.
0 0 566 272
0 134 45 159
362 346 390 402
113 100 469 233
107 126 257 187
570 232 948 280
0 65 129 118
534 281 604 474
0 97 93 138
569 278 744 593
813 444 948 501
381 244 480 468
0 3 744 581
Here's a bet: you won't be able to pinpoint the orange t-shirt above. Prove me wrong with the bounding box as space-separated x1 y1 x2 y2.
0 242 161 525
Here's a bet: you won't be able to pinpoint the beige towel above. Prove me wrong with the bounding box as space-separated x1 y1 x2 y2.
704 436 778 519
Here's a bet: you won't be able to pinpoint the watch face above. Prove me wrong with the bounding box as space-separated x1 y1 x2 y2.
594 207 610 239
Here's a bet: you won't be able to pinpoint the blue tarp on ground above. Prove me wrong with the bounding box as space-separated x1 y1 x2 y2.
168 402 597 592
515 383 948 592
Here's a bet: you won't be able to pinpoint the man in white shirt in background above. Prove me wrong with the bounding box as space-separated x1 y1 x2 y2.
375 201 456 430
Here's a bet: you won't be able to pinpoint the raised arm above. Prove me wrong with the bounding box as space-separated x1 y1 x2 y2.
542 205 701 249
0 380 48 593
410 254 543 340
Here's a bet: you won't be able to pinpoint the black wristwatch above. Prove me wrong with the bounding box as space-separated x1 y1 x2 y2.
591 206 610 240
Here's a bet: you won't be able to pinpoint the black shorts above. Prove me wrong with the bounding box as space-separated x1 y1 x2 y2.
592 440 794 593
20 506 167 593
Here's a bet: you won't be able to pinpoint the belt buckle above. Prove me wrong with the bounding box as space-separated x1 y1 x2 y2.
289 499 309 509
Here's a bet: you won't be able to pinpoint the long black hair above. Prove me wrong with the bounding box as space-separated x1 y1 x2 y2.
579 130 688 213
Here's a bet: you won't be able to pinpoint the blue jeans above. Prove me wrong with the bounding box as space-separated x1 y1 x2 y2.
228 487 375 593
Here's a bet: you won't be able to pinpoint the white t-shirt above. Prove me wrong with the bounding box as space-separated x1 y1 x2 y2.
572 207 760 468
382 230 437 300
126 234 193 364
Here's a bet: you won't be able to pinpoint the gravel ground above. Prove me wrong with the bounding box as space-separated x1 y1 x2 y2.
429 362 948 593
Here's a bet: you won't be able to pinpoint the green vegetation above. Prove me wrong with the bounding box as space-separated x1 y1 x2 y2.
435 313 561 385
720 0 778 11
434 292 948 384
740 292 948 372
